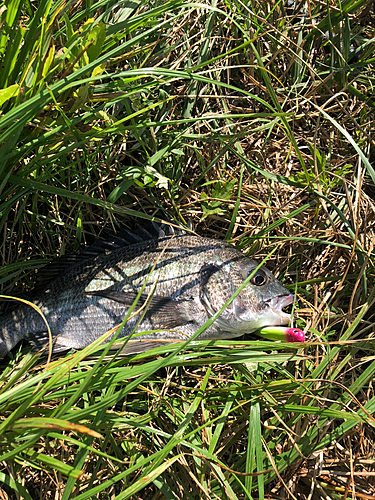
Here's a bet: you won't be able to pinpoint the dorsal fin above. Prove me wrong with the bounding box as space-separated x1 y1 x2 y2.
33 222 186 290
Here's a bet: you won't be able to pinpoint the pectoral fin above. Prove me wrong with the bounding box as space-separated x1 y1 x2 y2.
86 290 193 329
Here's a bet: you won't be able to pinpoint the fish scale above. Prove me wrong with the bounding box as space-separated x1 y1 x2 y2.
0 228 294 357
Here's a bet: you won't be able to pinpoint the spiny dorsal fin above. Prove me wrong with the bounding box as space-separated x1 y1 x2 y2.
33 222 186 290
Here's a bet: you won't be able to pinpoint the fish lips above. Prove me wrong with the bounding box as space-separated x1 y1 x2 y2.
263 293 294 324
232 293 294 326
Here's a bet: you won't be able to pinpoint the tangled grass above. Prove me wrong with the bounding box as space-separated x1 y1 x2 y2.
0 0 374 498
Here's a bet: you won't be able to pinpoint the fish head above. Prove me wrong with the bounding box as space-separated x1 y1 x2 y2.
200 253 294 334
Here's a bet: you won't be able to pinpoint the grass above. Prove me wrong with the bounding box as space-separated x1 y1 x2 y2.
0 0 375 498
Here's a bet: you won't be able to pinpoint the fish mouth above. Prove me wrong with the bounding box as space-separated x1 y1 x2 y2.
264 293 294 324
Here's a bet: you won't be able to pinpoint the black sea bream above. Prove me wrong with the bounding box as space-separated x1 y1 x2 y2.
0 225 294 357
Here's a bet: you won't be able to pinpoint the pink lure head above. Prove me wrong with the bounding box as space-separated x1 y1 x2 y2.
285 328 305 343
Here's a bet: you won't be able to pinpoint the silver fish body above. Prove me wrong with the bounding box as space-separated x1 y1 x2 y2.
0 229 293 357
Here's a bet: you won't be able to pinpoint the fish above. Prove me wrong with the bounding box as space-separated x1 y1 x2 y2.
0 224 296 358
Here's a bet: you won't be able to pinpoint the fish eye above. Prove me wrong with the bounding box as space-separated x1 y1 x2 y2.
250 270 267 286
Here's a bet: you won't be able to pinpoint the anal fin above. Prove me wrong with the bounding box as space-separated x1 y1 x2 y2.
27 332 54 353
